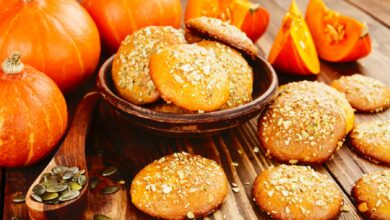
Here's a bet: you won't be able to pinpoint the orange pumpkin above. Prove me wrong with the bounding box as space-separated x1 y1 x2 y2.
268 0 320 75
0 53 68 167
81 0 182 53
185 0 269 42
0 0 101 93
305 0 371 62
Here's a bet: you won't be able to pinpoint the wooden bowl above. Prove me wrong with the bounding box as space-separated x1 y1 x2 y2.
97 54 278 137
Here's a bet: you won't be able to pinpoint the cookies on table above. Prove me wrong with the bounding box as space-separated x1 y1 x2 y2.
258 81 347 164
149 44 230 112
252 165 343 220
197 40 253 109
331 74 390 112
352 170 390 220
130 152 228 219
350 120 390 165
112 26 186 105
186 16 258 59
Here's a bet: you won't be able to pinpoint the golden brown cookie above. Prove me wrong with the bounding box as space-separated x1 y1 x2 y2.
197 40 253 109
112 26 186 105
130 152 229 219
253 165 343 220
350 120 390 165
186 16 258 59
184 29 203 43
331 74 390 112
149 44 230 112
352 170 390 220
258 81 347 164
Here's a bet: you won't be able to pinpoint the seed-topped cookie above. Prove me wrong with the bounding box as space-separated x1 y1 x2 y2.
112 26 186 105
352 170 390 220
197 40 253 109
331 74 390 112
350 120 390 165
258 81 348 164
130 152 229 220
149 43 230 112
253 165 343 220
186 16 258 59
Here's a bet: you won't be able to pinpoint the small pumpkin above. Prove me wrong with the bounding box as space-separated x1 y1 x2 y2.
0 0 101 93
305 0 371 62
185 0 269 42
268 0 320 75
81 0 182 53
0 53 68 167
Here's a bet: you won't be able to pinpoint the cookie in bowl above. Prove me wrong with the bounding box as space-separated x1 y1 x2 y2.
112 26 186 105
130 152 229 219
252 165 343 220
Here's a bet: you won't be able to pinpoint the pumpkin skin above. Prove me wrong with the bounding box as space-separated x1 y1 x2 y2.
0 0 101 93
81 0 182 53
268 0 320 75
185 0 269 42
305 0 371 62
0 53 68 167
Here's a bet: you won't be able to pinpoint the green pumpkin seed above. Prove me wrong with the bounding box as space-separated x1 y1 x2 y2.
69 182 82 191
46 184 68 193
94 214 112 220
42 192 59 201
52 166 67 175
69 167 79 174
59 190 80 202
62 171 74 180
12 194 26 203
32 184 46 195
78 175 87 186
89 177 100 190
100 185 120 195
31 193 43 202
45 198 59 205
102 166 118 177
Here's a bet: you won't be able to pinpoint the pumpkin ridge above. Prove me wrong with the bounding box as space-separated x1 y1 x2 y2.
122 0 138 40
0 10 24 53
30 9 47 71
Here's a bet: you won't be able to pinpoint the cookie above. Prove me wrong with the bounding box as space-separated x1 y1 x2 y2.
147 102 191 114
149 44 230 112
186 16 258 59
197 40 253 109
258 81 347 164
331 74 390 112
352 170 390 220
253 165 343 220
130 152 229 219
350 120 390 165
112 26 186 105
184 29 203 43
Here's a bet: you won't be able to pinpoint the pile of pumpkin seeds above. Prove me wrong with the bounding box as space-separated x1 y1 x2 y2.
30 166 87 204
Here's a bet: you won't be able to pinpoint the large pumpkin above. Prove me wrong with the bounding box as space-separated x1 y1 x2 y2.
81 0 182 53
0 53 68 167
0 0 101 93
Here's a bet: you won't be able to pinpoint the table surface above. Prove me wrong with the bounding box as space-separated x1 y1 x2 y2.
2 0 390 219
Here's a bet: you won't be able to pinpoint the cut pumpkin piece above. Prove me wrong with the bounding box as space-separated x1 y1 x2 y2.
268 0 320 75
305 0 371 62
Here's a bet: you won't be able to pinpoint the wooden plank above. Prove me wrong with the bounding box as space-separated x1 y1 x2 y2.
0 168 3 217
345 0 390 28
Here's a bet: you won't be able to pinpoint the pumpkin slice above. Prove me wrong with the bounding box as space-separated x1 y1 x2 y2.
268 0 320 75
305 0 371 62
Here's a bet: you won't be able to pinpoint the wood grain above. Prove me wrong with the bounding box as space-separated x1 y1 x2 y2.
345 0 390 28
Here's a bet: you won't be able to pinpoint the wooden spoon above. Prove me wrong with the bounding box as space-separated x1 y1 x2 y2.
26 92 100 220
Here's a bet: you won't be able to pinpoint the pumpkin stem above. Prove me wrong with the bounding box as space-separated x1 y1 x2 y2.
1 52 24 74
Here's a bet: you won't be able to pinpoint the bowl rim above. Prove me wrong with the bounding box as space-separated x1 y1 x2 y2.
97 54 278 124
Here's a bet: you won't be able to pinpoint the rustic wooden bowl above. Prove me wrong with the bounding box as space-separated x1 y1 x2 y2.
97 54 278 137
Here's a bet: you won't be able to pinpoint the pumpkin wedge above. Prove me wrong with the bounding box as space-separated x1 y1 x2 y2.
268 0 320 75
306 0 371 62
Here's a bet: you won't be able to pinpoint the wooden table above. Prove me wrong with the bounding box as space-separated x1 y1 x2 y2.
2 0 389 219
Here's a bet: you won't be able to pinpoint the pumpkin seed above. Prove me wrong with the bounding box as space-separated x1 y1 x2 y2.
31 193 43 202
52 166 67 175
42 192 59 201
45 198 59 205
102 166 118 177
79 169 86 175
69 166 79 174
94 214 112 220
46 184 68 193
89 177 100 190
100 185 120 195
11 216 23 220
69 182 82 191
59 190 80 202
12 194 26 203
78 175 87 187
32 184 46 195
62 170 74 180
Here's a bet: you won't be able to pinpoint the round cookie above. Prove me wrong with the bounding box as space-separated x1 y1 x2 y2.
352 170 390 220
350 120 390 165
149 44 230 112
258 81 347 164
331 74 390 112
186 16 258 59
197 40 253 109
253 165 343 220
184 29 203 43
112 26 186 105
130 152 229 219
